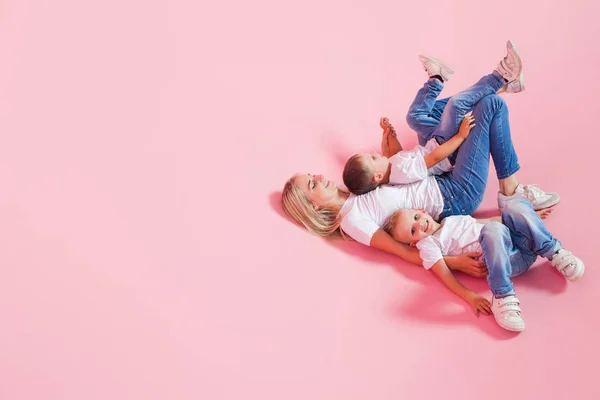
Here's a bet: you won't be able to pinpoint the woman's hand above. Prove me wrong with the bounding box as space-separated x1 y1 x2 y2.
467 292 492 316
445 252 488 277
536 207 554 220
457 111 475 139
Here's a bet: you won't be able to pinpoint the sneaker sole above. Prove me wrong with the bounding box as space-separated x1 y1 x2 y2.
507 40 522 69
494 315 525 332
418 55 455 74
504 40 523 83
507 73 526 93
499 321 525 332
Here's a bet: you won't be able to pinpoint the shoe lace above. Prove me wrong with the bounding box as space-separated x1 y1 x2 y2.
524 184 546 201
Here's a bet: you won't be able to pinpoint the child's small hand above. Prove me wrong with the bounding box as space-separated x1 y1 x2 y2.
467 293 492 317
457 111 475 139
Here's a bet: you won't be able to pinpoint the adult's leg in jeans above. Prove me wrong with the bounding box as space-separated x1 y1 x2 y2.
479 221 537 298
406 73 505 146
438 94 521 215
501 199 562 259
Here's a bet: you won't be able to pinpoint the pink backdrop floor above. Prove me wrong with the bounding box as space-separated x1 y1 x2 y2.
1 1 599 399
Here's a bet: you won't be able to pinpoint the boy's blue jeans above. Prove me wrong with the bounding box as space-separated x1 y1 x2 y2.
406 73 521 218
479 199 562 298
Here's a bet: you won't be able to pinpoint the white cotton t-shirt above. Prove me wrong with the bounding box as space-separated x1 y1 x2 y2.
415 215 484 270
423 139 454 175
340 183 445 246
389 139 453 185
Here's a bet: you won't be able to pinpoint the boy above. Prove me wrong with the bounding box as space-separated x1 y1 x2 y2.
342 112 475 195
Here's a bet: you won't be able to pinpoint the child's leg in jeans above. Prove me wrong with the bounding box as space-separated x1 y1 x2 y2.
407 72 505 148
479 220 536 331
501 199 562 259
479 222 537 299
405 78 445 146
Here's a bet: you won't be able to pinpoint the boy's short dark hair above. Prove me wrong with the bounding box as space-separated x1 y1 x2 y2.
343 154 378 195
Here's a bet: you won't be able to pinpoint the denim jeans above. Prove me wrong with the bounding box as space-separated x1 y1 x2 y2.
478 199 562 298
405 72 521 218
407 72 504 148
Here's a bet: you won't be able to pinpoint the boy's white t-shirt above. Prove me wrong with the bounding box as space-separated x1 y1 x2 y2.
389 139 453 185
423 139 454 175
416 215 484 269
340 183 445 246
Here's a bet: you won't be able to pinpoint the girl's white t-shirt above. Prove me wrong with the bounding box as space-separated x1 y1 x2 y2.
416 216 484 269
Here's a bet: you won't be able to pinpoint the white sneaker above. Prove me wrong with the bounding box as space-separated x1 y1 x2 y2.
506 72 525 93
551 249 585 281
418 55 454 82
497 184 560 211
491 295 525 332
495 40 522 83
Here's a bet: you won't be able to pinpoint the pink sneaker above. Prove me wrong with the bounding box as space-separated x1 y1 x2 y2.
418 55 454 82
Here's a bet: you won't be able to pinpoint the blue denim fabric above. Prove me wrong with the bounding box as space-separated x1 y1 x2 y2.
478 199 562 297
406 72 522 218
406 72 504 148
434 90 521 218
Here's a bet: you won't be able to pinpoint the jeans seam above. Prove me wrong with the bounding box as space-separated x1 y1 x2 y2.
505 215 554 261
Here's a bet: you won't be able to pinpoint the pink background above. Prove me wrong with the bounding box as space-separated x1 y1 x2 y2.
1 0 599 399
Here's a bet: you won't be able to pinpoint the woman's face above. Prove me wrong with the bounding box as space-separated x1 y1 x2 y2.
293 173 339 208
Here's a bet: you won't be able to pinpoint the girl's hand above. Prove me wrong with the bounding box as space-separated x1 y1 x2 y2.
446 252 487 277
457 111 475 139
467 293 492 316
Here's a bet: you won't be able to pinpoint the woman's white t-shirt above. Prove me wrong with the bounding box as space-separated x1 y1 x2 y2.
340 181 444 246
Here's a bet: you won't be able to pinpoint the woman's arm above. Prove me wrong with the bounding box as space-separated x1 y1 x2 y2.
370 229 421 265
369 229 487 278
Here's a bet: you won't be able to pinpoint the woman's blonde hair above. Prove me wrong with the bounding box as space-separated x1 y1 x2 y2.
281 175 348 240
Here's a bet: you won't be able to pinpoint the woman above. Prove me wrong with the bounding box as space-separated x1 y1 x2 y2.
281 41 557 277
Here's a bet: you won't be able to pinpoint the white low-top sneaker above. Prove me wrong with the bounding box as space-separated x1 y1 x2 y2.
497 184 560 211
418 55 454 82
491 295 525 332
551 249 585 282
495 40 523 83
507 72 525 93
